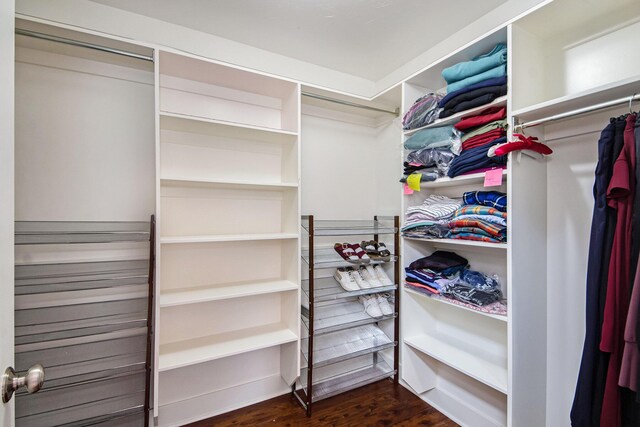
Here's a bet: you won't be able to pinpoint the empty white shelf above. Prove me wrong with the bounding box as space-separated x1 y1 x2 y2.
159 323 298 371
160 111 298 141
404 96 507 136
404 334 507 394
160 233 299 244
418 169 507 189
511 74 640 123
160 279 298 307
160 176 298 190
403 236 507 249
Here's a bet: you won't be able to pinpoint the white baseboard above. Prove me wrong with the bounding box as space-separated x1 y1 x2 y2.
157 374 291 427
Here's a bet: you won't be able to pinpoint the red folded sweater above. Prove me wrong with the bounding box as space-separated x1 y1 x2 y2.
462 128 506 151
454 106 507 131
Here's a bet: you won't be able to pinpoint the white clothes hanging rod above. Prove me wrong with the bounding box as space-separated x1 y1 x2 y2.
515 92 640 131
302 91 399 116
16 29 155 62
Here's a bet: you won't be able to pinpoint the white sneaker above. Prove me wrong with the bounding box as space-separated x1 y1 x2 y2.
376 294 394 316
359 295 383 318
359 266 382 288
373 265 393 286
333 267 360 292
353 268 372 289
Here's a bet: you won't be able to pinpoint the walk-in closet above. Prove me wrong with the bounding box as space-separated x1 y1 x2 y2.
2 0 640 426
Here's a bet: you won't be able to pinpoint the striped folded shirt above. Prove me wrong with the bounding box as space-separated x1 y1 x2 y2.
448 219 506 238
453 205 507 219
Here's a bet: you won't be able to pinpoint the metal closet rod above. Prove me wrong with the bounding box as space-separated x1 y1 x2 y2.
515 92 640 130
15 28 154 62
302 91 399 116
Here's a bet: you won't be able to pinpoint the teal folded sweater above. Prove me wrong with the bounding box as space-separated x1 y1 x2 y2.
446 64 507 94
404 125 459 150
442 43 508 84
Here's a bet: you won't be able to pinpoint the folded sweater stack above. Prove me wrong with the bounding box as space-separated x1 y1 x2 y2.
438 43 508 119
446 191 508 243
447 106 509 178
405 250 505 310
401 195 463 238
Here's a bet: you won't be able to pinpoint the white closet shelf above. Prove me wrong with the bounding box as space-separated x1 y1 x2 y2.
160 233 299 244
160 176 298 190
404 287 507 322
404 96 507 136
511 75 640 123
159 111 298 142
403 236 507 249
160 279 298 307
158 323 298 372
404 334 507 394
418 169 507 188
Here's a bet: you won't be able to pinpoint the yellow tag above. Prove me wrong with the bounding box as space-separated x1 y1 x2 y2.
407 173 421 191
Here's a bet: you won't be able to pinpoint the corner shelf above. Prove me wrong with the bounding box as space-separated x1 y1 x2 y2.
404 96 507 136
158 322 298 372
404 334 507 394
160 279 298 307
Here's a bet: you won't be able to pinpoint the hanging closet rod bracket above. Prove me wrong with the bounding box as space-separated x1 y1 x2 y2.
15 29 154 63
302 92 399 116
514 92 640 131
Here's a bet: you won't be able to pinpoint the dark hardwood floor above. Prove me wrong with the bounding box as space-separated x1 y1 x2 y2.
187 380 458 426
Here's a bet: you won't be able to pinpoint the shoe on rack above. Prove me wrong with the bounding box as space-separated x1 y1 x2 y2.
334 243 359 263
376 294 394 316
359 295 383 318
353 268 372 289
362 265 383 287
333 267 360 292
373 265 393 286
348 243 370 263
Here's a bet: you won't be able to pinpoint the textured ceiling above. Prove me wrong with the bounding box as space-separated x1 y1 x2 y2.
89 0 506 81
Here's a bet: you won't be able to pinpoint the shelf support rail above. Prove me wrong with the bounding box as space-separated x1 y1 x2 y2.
16 29 155 62
514 92 640 131
301 92 399 116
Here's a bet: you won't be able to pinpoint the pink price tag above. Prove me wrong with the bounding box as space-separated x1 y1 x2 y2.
403 183 414 195
484 169 503 187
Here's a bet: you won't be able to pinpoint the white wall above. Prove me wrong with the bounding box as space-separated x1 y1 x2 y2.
300 111 401 219
0 0 15 424
14 47 156 221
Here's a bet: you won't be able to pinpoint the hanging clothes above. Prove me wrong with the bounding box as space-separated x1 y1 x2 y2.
600 113 637 427
571 120 618 427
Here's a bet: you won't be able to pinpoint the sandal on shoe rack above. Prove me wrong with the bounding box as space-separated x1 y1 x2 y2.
361 240 391 261
334 243 370 263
